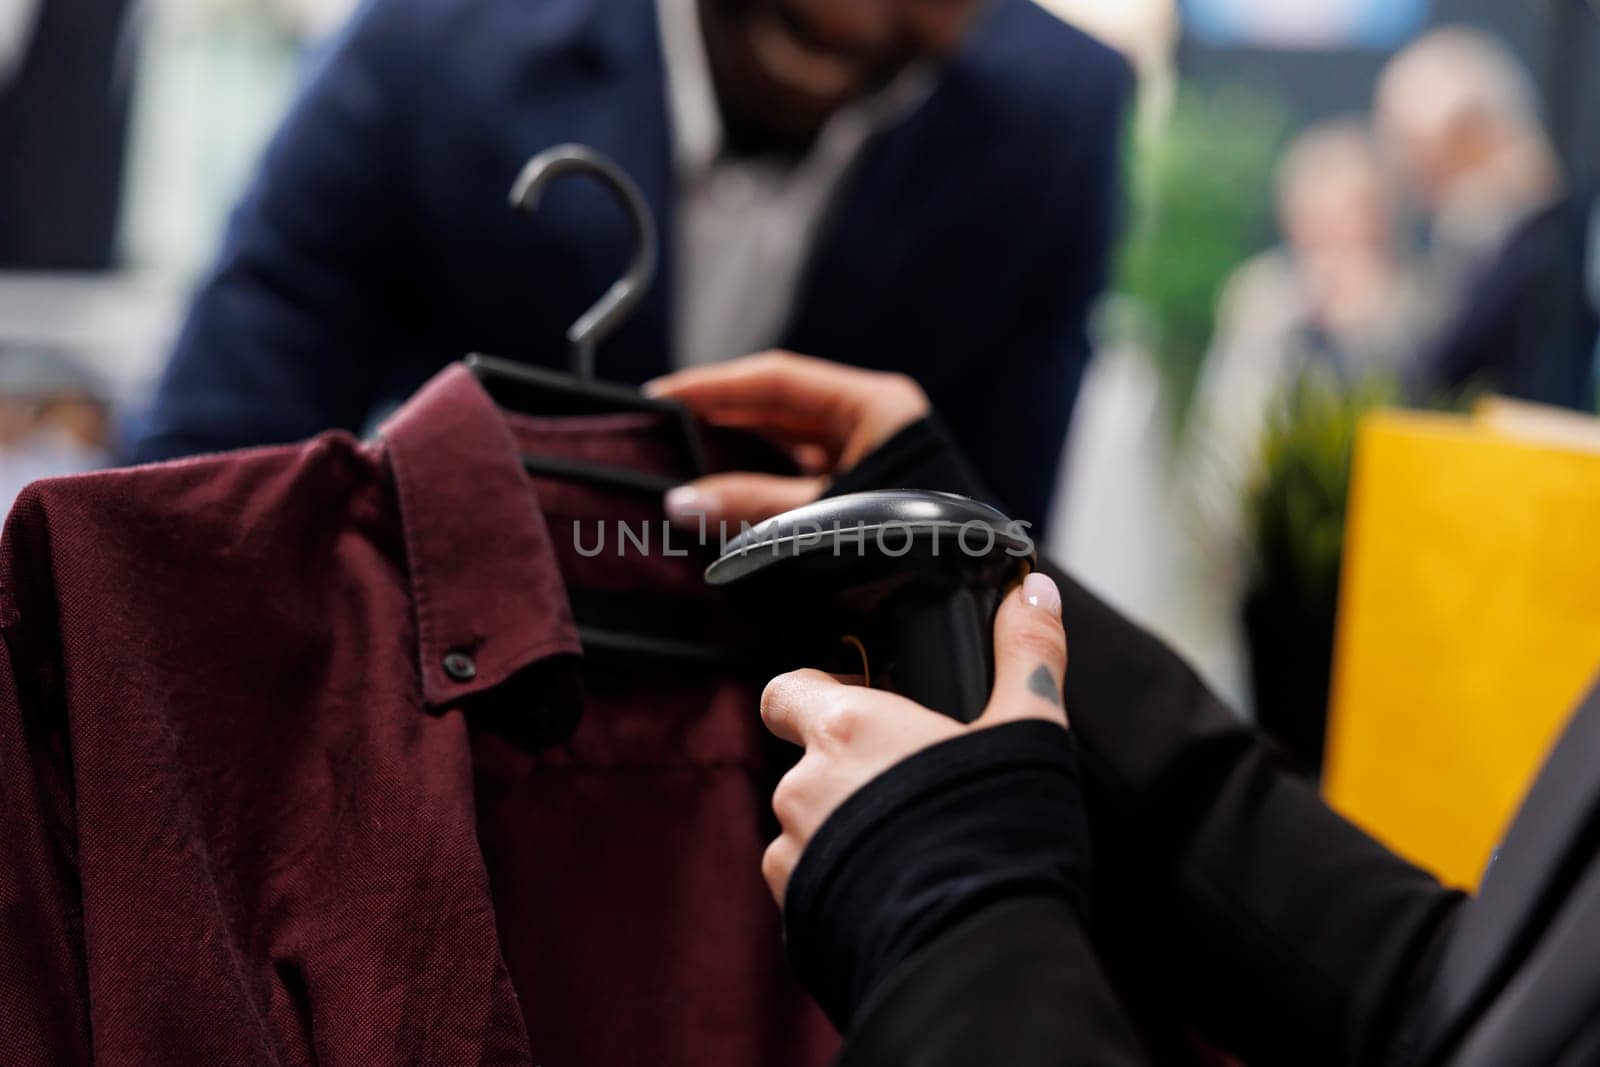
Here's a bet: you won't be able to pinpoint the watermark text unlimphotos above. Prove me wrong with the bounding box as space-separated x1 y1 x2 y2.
571 515 1033 560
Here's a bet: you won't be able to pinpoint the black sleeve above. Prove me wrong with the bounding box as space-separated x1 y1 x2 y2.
781 719 1150 1066
777 713 1145 1062
835 418 1466 1066
784 720 1094 1029
840 898 1151 1067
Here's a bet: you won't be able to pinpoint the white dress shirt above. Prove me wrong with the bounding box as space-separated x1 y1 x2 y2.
656 0 930 367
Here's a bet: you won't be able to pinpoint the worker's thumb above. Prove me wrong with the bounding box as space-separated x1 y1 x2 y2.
980 573 1069 728
664 473 828 530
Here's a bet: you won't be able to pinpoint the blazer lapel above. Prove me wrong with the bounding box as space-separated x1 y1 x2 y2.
541 0 677 383
782 42 1003 384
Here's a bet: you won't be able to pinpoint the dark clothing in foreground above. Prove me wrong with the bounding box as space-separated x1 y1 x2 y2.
816 418 1600 1066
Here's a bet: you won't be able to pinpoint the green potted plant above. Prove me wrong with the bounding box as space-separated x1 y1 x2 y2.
1242 370 1396 776
1114 84 1287 431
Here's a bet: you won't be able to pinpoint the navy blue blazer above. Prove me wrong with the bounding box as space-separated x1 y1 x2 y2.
132 0 1130 527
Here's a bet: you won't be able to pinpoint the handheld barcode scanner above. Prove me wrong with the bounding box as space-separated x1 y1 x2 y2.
706 490 1035 723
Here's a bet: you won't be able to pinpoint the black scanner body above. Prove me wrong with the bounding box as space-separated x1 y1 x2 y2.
707 491 1035 722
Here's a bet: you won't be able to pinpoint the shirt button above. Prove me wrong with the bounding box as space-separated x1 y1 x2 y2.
443 651 478 682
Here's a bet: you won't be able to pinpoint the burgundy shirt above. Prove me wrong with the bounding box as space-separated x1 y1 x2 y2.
0 365 834 1065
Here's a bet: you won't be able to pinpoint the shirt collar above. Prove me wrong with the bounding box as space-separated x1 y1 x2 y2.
379 364 581 709
657 0 724 177
655 0 935 181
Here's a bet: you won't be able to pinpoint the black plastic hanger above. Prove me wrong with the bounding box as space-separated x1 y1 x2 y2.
471 144 739 670
466 143 709 496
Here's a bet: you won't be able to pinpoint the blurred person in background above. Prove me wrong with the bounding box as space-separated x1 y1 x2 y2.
0 0 136 268
1181 120 1435 619
1376 26 1595 408
129 0 1134 529
0 347 112 508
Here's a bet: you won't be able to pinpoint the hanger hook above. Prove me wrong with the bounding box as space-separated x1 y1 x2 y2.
509 144 659 380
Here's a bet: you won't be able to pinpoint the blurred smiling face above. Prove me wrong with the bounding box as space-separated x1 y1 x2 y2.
699 0 989 148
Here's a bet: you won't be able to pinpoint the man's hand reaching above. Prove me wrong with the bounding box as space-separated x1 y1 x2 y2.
645 351 930 527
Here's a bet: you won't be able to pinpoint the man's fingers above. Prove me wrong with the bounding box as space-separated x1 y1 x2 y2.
649 355 851 412
648 352 930 482
980 572 1069 727
760 668 845 747
646 351 857 432
663 472 828 527
791 442 831 475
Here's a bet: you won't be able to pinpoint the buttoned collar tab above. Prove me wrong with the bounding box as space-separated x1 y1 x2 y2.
380 364 581 708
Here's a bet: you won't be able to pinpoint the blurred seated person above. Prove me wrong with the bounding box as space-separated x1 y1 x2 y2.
1182 121 1436 597
0 346 112 509
1376 27 1595 408
128 0 1134 529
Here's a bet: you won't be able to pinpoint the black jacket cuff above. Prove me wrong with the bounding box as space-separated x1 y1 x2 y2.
783 719 1093 1031
841 896 1152 1067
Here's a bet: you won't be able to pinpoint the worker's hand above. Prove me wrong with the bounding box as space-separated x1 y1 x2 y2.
759 572 1067 905
644 351 930 527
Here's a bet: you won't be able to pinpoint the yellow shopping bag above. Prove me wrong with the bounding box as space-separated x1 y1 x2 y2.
1322 405 1600 889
